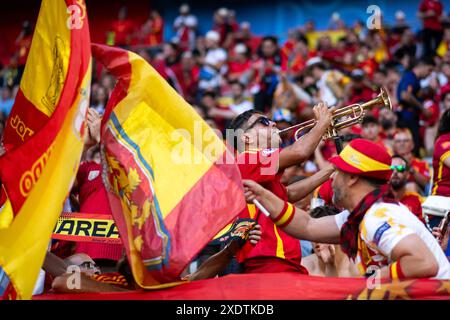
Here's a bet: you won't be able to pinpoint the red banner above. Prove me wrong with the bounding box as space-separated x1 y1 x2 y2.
34 273 450 300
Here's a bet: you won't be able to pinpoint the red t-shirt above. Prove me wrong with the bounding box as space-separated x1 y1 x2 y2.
400 192 425 224
228 60 252 77
409 157 431 184
420 99 440 127
111 19 135 46
74 162 123 261
419 0 443 30
235 149 303 270
432 133 450 196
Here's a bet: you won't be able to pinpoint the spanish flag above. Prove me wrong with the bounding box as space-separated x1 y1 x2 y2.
0 0 90 217
92 44 246 288
0 0 91 299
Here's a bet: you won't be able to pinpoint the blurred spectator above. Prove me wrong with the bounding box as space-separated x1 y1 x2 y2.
272 72 299 111
394 10 409 30
418 0 444 58
198 31 227 94
345 69 378 113
91 86 108 116
0 87 14 119
328 12 345 31
207 81 253 121
437 27 450 57
14 21 32 71
228 43 252 83
251 36 286 112
390 154 426 224
442 86 450 111
396 58 435 154
431 108 450 196
234 21 261 55
212 8 234 48
173 3 198 42
420 86 441 154
108 7 136 47
379 108 398 153
306 57 346 107
393 129 431 194
71 110 123 270
140 9 164 47
179 51 199 103
360 115 386 150
272 108 294 147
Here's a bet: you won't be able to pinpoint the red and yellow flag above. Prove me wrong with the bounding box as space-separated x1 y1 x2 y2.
0 0 91 299
0 0 90 217
92 44 246 289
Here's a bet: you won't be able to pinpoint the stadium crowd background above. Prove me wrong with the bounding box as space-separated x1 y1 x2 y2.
0 0 450 293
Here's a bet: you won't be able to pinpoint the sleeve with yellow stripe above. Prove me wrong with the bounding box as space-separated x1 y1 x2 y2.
272 202 295 228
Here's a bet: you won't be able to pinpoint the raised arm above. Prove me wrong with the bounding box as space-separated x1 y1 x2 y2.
287 163 334 203
243 179 341 244
377 234 439 279
278 102 334 170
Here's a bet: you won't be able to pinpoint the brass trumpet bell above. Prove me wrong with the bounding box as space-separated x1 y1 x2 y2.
278 87 392 141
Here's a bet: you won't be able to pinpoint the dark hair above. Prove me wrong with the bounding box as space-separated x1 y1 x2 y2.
227 110 263 149
261 35 278 45
436 109 450 140
391 154 409 170
421 86 435 100
297 34 309 46
310 205 341 219
361 115 379 127
411 57 436 69
117 253 134 287
202 90 216 99
360 176 388 188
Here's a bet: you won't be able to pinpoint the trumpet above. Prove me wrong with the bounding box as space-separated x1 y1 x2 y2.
278 87 392 140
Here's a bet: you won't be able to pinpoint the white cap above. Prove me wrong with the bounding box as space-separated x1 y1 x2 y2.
205 30 220 43
217 7 228 17
306 56 323 67
395 10 405 20
234 43 247 54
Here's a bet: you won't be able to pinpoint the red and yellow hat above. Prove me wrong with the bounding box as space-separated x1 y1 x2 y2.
329 139 392 181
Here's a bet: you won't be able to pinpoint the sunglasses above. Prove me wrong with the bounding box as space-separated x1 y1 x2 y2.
390 165 407 173
245 116 271 131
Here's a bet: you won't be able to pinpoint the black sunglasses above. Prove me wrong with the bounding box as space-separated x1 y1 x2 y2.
390 165 407 173
245 116 271 131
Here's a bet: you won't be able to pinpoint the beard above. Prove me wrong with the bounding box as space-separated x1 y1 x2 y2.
390 178 406 191
332 187 343 207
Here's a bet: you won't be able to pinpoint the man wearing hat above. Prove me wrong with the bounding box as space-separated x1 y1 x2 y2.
243 139 450 279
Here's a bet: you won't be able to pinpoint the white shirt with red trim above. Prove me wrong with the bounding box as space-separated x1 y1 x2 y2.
335 202 450 279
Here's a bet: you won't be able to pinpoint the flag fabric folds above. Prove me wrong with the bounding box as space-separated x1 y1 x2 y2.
0 0 91 299
35 273 450 300
0 0 90 216
92 44 246 289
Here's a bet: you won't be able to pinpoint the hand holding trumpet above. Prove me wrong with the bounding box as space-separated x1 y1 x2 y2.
312 101 335 132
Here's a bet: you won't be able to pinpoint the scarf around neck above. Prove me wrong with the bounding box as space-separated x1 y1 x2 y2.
340 184 398 260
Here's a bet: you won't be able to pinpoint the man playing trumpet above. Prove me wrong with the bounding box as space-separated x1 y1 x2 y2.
227 102 335 274
243 139 450 279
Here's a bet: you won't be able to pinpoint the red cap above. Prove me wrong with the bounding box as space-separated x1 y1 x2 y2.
329 139 392 181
